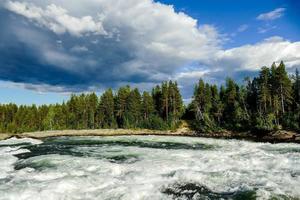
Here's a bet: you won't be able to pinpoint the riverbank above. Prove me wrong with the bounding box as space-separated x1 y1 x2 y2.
0 128 195 141
1 128 300 143
0 133 13 141
196 130 300 143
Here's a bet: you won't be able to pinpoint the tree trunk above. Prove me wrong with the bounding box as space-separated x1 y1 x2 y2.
280 85 285 114
195 104 204 121
173 96 176 122
166 97 168 121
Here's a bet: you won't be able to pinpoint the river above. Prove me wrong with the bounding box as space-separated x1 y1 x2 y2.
0 136 299 199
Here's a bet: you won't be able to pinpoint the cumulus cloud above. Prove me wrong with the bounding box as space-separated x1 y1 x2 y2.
0 0 300 100
215 36 300 72
172 36 300 99
256 8 286 21
5 1 106 37
0 0 221 91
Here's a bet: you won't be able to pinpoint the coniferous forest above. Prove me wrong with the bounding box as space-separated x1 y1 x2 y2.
0 81 183 133
0 61 300 134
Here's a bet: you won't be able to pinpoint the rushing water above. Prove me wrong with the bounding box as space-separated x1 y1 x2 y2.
0 136 300 200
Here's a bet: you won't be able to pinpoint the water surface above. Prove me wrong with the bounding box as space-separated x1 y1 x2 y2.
0 135 299 200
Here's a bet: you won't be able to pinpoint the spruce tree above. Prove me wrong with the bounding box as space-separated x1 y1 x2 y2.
210 85 223 125
142 91 155 120
294 69 300 105
126 88 142 128
275 61 293 114
161 82 169 121
173 81 183 122
223 78 241 129
193 79 206 121
258 66 271 113
98 89 116 128
87 93 98 129
152 85 162 116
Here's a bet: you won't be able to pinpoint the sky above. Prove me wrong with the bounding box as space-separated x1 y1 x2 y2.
0 0 300 105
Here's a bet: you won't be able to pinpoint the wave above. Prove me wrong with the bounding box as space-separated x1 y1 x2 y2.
0 136 299 199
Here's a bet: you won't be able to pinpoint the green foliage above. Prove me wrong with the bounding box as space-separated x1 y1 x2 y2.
190 61 300 133
142 91 155 120
253 113 277 132
0 81 184 133
115 86 131 127
0 61 299 134
98 88 116 128
282 110 300 131
139 115 169 130
294 69 300 105
190 113 218 133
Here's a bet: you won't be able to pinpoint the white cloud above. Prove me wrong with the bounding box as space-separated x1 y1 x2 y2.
1 0 300 100
257 25 277 34
230 24 249 37
215 36 300 72
256 8 286 21
5 1 106 37
70 45 89 53
238 24 249 32
3 0 222 80
170 37 300 101
175 70 209 80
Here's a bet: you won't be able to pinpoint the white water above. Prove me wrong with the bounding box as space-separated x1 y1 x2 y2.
0 136 299 200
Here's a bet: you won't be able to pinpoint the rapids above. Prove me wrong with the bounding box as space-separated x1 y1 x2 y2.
0 136 299 200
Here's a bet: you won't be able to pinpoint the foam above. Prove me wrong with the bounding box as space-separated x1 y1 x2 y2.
0 137 43 146
0 136 299 199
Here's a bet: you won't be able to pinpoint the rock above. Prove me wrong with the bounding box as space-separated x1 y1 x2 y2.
262 130 298 142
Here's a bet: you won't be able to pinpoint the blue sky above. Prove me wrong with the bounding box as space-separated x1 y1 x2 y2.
0 0 300 105
161 0 300 47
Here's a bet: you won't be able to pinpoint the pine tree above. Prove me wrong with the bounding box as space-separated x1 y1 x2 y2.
173 81 184 122
204 83 212 112
294 68 300 106
223 78 242 129
258 66 271 113
142 91 155 120
210 85 223 125
193 79 206 121
87 93 98 129
161 82 169 121
152 85 162 116
67 94 78 129
43 106 55 131
192 79 215 132
126 88 142 128
275 61 293 114
98 89 116 128
115 86 131 127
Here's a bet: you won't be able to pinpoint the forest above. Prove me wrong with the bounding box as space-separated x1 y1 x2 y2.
0 61 299 134
0 81 183 133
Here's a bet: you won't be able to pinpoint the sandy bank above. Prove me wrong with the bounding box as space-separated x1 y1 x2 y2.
0 128 195 140
1 128 299 143
0 133 13 141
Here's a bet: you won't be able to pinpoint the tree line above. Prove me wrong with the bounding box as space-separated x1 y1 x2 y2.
0 81 183 133
0 61 300 134
186 61 300 133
